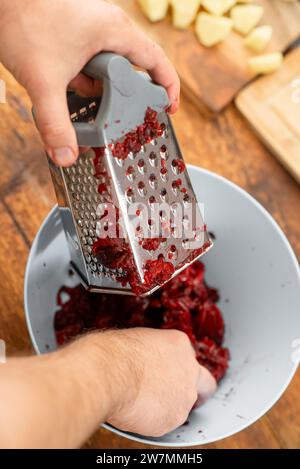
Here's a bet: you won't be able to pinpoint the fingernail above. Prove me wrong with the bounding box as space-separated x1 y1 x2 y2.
52 147 76 166
194 367 217 409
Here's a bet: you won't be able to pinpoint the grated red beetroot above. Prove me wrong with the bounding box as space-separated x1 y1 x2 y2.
54 261 230 382
110 107 163 160
90 107 176 296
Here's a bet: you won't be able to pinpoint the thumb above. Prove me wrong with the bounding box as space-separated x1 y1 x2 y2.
30 84 78 167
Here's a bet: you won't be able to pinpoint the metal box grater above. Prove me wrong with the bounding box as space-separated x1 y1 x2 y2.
45 53 212 296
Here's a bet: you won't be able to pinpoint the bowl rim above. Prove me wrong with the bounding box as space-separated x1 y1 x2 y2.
24 165 300 447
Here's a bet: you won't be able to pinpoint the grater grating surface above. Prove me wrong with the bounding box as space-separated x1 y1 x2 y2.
45 53 212 296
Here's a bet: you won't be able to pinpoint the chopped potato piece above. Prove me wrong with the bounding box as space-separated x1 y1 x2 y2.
202 0 236 16
248 52 283 75
230 4 264 36
137 0 169 22
171 0 201 29
245 25 273 52
196 12 233 47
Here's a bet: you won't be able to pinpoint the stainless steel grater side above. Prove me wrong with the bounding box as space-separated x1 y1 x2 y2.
43 53 212 296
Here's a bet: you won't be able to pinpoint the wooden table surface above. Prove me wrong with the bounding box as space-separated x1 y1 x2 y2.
0 62 299 449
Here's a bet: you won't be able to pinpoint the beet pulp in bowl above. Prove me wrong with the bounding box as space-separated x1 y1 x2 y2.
24 166 300 447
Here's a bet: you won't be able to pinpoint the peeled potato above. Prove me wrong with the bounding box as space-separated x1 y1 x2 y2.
230 4 264 36
171 0 201 29
245 25 273 52
202 0 236 16
137 0 169 22
196 12 233 47
248 52 283 75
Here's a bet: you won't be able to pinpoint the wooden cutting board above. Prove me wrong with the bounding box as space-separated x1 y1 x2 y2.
112 0 300 113
236 46 300 184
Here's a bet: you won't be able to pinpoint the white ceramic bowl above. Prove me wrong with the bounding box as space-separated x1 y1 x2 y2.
24 166 300 447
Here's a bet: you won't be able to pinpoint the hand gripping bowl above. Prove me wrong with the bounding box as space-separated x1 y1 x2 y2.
24 167 300 447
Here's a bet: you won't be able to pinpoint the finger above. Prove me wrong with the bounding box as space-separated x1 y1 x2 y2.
29 82 78 167
69 73 103 97
100 16 180 113
194 366 217 408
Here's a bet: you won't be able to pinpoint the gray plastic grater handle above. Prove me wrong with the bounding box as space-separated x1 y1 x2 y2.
70 53 169 147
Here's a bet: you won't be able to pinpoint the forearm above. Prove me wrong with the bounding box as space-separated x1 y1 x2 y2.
0 332 130 448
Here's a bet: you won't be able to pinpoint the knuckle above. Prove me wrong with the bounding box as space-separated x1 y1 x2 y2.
39 122 67 142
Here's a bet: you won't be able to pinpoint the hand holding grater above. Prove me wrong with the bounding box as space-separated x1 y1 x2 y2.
46 53 212 296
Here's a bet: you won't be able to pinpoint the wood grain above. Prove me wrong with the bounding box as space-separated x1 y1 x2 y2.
236 46 300 184
0 64 299 448
112 0 300 113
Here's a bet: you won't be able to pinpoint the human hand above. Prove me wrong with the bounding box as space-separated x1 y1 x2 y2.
0 0 180 166
101 328 216 437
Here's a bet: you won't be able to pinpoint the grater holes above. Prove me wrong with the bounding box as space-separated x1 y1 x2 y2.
128 151 136 160
126 165 136 181
126 188 135 203
171 159 185 175
138 159 146 175
183 193 190 206
159 210 166 221
160 188 168 202
149 173 157 190
160 145 168 160
168 245 178 261
149 152 157 167
172 179 182 196
135 224 144 240
85 254 91 263
148 218 156 233
160 122 167 138
137 181 147 197
148 195 156 209
160 167 168 182
116 158 124 167
171 226 179 238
